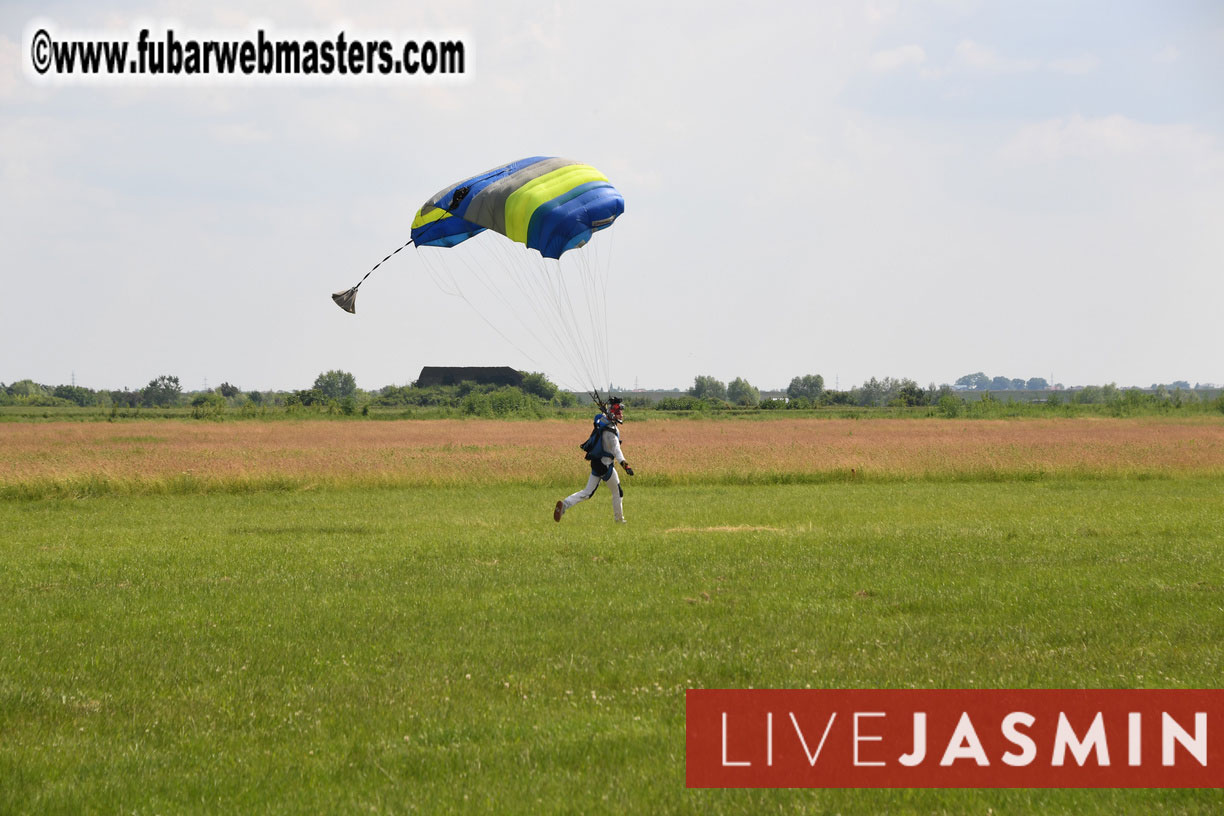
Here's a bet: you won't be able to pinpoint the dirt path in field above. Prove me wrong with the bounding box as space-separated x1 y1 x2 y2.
3 417 1223 488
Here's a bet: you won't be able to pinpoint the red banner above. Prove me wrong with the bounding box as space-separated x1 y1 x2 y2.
686 689 1223 788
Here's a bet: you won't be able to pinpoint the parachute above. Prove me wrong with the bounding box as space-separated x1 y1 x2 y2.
410 157 624 259
333 157 625 394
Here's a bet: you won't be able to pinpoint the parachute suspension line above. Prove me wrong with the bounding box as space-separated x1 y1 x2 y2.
498 247 589 388
331 238 414 314
598 232 615 391
554 258 606 394
417 237 600 396
469 236 592 391
547 263 599 393
581 236 613 393
484 236 607 394
406 232 616 396
415 245 549 372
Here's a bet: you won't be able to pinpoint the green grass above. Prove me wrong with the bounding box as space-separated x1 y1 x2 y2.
5 394 1223 424
2 479 1222 814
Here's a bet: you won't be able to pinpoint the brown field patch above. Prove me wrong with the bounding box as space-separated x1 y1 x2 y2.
1 417 1222 492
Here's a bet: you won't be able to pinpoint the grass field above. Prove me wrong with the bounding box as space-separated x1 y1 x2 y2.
2 417 1222 813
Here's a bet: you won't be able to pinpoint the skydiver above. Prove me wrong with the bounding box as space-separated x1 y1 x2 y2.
554 397 634 524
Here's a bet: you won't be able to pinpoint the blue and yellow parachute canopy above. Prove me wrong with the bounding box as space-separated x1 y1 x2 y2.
410 157 625 260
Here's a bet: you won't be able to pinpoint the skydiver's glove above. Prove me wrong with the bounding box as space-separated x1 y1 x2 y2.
622 462 634 476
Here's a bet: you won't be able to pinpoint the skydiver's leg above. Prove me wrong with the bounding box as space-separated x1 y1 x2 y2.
561 472 602 511
608 468 624 522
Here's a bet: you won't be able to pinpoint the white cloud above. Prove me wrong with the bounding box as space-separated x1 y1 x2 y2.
1000 114 1222 169
865 2 899 26
1047 54 1099 75
868 44 925 72
953 39 1039 73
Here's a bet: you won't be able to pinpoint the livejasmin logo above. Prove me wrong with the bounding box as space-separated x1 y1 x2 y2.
685 689 1223 788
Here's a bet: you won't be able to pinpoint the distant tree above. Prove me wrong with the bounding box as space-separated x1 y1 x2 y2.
894 381 927 407
218 382 241 398
990 376 1012 390
689 375 727 401
247 390 264 404
928 383 954 402
191 392 226 417
287 388 326 407
1009 378 1026 390
141 375 182 407
727 377 760 406
110 388 141 407
851 376 917 407
314 370 357 400
53 384 97 406
7 379 47 397
1174 388 1199 407
854 377 890 407
1170 380 1191 390
1026 377 1049 390
956 372 990 390
657 395 704 411
1073 385 1104 404
519 371 558 401
786 374 824 402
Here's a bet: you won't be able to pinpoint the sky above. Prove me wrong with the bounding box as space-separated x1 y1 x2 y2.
2 1 1222 393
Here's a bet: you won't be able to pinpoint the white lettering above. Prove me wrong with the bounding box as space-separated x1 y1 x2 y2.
767 712 773 767
854 712 886 767
940 712 990 766
790 711 837 766
898 712 926 766
1129 713 1142 766
1001 711 1036 766
1053 712 1110 766
721 712 751 766
1162 712 1207 766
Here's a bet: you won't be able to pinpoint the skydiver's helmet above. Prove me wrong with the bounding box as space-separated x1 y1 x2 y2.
607 397 624 424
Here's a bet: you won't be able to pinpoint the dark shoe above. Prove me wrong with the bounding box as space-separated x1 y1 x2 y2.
554 500 564 522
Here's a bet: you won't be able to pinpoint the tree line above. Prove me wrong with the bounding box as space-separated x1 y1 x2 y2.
4 370 1220 416
0 370 577 418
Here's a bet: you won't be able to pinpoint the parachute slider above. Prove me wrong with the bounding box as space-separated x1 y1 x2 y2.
331 286 359 314
330 237 415 315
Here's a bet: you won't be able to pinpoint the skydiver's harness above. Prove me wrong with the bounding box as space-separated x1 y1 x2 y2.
579 417 623 493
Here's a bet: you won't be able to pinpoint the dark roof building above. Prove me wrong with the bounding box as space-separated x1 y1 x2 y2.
416 366 523 388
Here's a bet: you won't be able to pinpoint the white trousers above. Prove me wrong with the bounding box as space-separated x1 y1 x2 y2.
562 467 623 521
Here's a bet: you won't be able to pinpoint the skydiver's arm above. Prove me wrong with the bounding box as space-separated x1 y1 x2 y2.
603 429 626 465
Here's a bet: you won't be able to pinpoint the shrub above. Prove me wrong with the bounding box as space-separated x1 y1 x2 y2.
519 372 558 401
190 392 226 419
461 391 492 417
489 386 533 417
656 395 704 411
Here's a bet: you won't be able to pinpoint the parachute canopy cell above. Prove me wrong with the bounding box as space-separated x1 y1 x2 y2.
409 157 625 260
